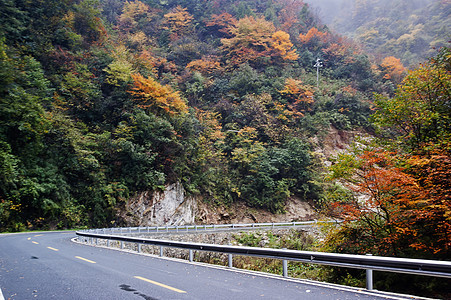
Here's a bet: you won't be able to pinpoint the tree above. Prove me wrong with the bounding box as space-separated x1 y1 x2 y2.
129 73 188 116
326 47 451 262
270 31 299 61
118 0 151 33
162 6 194 41
279 78 314 117
373 47 451 150
380 56 406 83
220 16 296 68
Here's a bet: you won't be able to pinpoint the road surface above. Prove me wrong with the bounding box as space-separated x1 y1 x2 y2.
0 231 422 299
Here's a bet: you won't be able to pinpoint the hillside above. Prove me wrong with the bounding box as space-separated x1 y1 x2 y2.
307 0 451 66
1 1 450 296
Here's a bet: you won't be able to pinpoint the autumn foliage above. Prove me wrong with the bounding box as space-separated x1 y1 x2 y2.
380 56 406 82
163 6 194 40
220 16 297 67
129 73 188 116
327 47 451 260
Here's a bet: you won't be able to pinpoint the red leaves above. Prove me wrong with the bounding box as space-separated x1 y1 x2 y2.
329 147 451 257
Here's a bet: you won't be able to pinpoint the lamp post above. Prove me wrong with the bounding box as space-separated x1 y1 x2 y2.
314 58 323 89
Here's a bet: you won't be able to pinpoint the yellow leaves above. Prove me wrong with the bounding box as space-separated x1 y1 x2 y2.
270 31 298 61
381 56 406 83
231 127 266 165
298 27 329 44
186 57 223 75
119 0 151 32
163 6 194 40
195 109 224 141
129 73 187 116
279 78 314 105
220 17 297 66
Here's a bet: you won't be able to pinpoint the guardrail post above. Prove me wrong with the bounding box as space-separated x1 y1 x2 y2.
121 241 124 249
366 254 373 290
160 246 164 257
166 226 168 232
189 250 193 262
107 239 110 247
228 254 233 268
138 243 142 253
282 248 288 277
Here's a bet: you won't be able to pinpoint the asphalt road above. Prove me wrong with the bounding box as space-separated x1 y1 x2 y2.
0 231 422 300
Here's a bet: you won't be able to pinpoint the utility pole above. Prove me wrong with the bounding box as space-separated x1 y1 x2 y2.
314 58 323 89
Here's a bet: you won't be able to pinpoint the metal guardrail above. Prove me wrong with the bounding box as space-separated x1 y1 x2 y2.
85 220 339 235
76 222 451 291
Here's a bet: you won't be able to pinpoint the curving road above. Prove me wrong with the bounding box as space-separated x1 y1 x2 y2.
0 231 422 299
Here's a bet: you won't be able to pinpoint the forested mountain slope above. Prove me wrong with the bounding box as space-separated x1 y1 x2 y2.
0 0 440 231
1 1 450 296
307 0 450 66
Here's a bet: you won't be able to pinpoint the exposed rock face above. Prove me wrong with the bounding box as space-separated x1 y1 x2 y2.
196 196 317 224
121 182 196 226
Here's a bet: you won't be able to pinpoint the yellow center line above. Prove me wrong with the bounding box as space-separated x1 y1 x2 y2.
32 241 39 244
47 247 59 251
27 237 31 240
34 234 43 237
134 276 187 294
75 256 96 264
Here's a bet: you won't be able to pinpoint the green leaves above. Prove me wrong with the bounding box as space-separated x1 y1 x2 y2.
373 49 451 150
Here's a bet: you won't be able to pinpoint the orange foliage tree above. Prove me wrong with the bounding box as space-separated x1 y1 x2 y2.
162 6 194 41
129 73 188 116
328 146 450 258
186 56 223 75
206 13 237 37
220 16 297 68
298 27 329 49
278 78 313 118
380 56 406 83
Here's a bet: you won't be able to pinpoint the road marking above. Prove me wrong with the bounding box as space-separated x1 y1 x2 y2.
134 276 186 294
75 256 96 264
0 287 5 300
47 247 59 251
34 234 43 237
32 241 39 244
27 237 31 240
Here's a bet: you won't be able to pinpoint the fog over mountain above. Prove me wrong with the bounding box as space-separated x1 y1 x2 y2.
306 0 435 32
304 0 450 66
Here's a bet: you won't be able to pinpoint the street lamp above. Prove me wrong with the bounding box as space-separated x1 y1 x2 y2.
314 58 323 89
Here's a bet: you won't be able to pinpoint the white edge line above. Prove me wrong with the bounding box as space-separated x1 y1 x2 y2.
0 287 5 300
71 238 436 300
